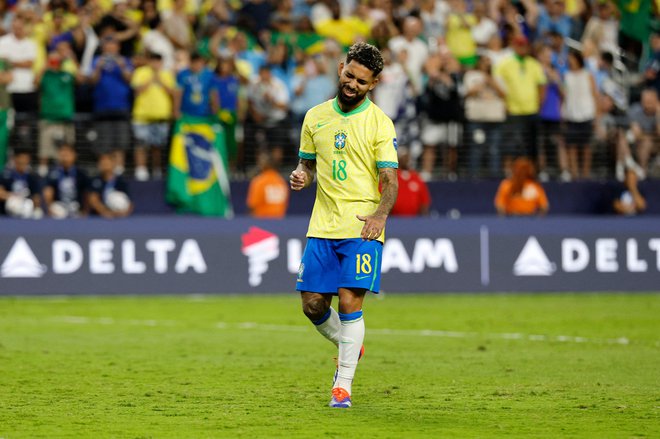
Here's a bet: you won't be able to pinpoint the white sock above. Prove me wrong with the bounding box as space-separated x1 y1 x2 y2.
334 310 365 395
312 307 341 346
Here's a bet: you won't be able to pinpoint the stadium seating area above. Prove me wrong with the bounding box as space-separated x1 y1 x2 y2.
0 0 658 217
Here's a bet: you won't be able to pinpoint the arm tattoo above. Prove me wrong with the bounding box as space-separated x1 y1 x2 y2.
375 168 398 217
299 158 316 187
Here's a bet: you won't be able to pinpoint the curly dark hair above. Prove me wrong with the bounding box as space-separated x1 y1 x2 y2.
346 42 384 76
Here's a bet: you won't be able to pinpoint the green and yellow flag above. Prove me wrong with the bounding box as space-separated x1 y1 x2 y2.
166 115 233 217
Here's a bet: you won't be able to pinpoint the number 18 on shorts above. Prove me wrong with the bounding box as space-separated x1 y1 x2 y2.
296 238 383 294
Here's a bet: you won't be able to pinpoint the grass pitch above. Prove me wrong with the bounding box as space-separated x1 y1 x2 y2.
0 293 658 438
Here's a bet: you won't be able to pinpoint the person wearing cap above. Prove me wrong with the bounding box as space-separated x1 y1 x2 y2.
494 34 547 170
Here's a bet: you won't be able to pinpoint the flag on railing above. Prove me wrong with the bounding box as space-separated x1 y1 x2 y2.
166 115 233 217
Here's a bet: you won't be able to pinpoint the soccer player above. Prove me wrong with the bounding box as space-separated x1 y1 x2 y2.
289 42 399 408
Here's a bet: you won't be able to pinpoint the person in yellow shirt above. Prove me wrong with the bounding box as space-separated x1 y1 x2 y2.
131 52 175 180
314 0 370 49
246 151 289 218
445 0 478 66
289 42 398 409
494 34 547 171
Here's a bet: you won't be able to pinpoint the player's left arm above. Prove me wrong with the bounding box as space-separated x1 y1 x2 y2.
357 167 398 240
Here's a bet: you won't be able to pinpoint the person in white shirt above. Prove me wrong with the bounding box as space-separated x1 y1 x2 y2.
0 16 37 111
562 50 599 180
388 16 429 96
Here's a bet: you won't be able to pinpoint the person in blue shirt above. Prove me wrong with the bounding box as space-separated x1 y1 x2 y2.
536 0 573 40
174 52 217 119
89 35 133 174
212 55 242 170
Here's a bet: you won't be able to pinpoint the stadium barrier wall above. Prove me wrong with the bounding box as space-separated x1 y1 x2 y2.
1 217 659 295
131 180 660 216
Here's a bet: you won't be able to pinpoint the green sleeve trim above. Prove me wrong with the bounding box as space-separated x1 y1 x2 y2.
377 161 398 169
299 151 316 160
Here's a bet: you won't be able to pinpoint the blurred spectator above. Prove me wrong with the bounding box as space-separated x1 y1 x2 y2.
162 0 194 51
246 150 289 218
388 16 429 95
596 51 628 111
239 0 274 36
0 149 42 218
626 88 660 176
547 30 568 76
0 1 13 36
643 32 660 95
141 6 175 71
213 55 244 173
370 48 407 123
0 16 37 147
174 52 216 119
0 53 10 169
419 0 450 42
536 44 567 181
36 48 79 177
291 53 334 132
314 0 370 49
95 0 139 58
471 1 498 47
536 0 572 40
613 167 646 216
496 0 538 42
465 55 506 178
419 52 463 181
265 42 296 94
390 146 431 216
494 157 549 216
131 52 175 181
43 143 88 218
89 35 133 174
246 64 290 167
581 1 619 55
88 152 133 218
562 50 599 180
482 33 512 67
445 0 477 67
494 34 546 171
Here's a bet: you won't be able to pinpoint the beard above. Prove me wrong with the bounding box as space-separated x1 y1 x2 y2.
337 83 366 108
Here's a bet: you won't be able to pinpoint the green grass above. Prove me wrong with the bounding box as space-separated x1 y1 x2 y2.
0 293 658 438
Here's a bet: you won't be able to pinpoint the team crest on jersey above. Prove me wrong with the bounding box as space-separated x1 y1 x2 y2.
334 130 348 150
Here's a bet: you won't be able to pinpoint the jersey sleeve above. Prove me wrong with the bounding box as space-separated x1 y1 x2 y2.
374 116 398 169
298 111 316 160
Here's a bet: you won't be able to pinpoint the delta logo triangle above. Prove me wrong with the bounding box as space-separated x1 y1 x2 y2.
241 227 279 287
513 236 556 276
1 237 47 278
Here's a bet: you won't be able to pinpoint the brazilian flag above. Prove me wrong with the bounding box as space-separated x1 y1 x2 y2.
166 115 233 217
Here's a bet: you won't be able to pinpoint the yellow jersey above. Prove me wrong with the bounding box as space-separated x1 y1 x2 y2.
494 55 547 115
299 97 398 241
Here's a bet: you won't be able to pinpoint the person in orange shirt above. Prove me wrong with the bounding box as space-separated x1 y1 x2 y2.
246 151 289 218
494 157 549 216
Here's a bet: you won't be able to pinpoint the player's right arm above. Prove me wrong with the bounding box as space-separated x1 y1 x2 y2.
290 110 317 191
290 158 316 191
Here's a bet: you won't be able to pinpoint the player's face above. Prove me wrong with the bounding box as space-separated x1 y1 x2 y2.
337 60 379 108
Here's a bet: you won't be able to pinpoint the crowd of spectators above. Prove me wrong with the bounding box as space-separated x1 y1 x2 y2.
0 0 658 218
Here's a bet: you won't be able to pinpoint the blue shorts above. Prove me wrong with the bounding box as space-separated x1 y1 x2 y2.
296 238 383 294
